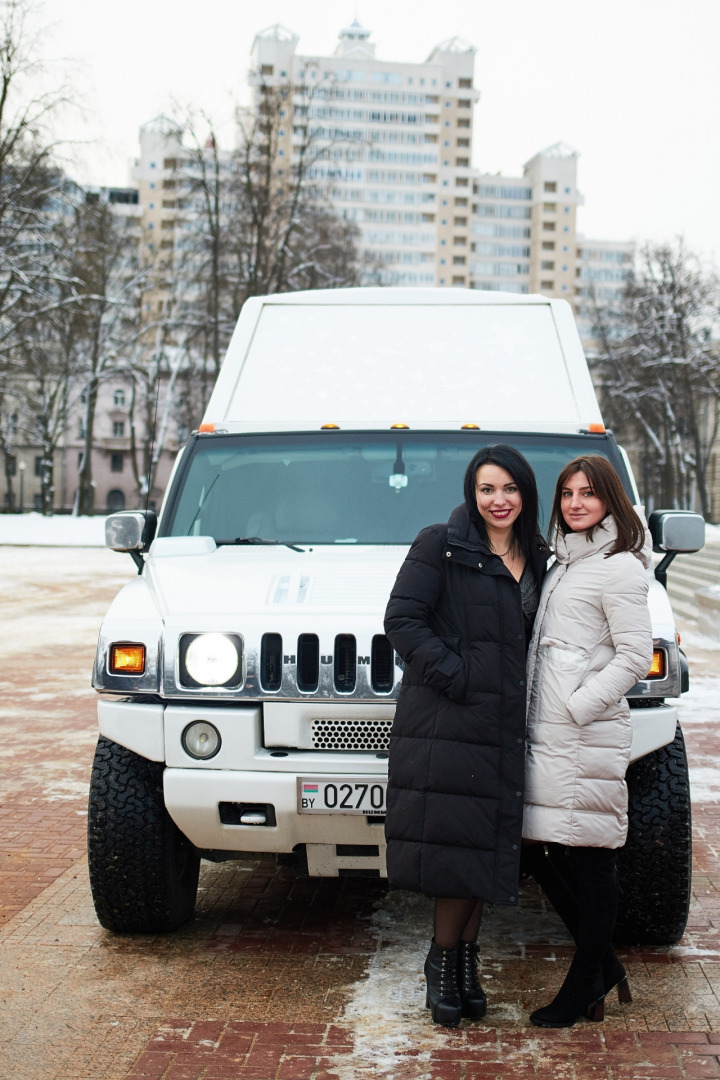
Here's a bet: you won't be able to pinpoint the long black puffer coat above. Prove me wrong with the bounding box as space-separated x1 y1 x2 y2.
384 502 547 904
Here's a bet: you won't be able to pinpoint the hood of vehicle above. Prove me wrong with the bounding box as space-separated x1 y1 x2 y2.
144 539 406 620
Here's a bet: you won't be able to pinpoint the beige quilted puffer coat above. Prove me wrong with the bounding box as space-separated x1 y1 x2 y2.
523 516 653 848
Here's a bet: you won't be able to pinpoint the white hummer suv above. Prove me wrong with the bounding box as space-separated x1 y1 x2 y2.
88 288 704 943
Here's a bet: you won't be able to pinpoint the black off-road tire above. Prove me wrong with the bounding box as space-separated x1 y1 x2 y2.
615 724 692 945
87 736 200 933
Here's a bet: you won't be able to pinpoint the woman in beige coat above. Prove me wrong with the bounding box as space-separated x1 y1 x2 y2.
522 455 653 1028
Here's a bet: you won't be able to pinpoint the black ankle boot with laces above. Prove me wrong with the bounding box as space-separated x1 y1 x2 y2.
457 940 487 1019
424 940 462 1027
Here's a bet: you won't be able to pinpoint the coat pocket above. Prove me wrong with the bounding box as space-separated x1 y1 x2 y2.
533 638 589 723
540 637 588 673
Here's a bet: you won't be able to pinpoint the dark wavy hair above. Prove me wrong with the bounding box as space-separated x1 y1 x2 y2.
463 444 545 564
548 455 645 557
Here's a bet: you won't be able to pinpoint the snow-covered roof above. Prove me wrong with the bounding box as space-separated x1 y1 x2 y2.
339 18 372 41
427 36 476 59
140 115 183 137
538 141 579 159
253 24 298 44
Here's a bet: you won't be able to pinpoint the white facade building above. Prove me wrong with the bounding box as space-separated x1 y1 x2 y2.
249 22 480 287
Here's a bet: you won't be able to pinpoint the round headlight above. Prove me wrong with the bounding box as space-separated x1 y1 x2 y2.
184 633 239 686
182 720 221 759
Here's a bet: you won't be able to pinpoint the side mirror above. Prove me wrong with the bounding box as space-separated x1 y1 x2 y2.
648 510 705 554
105 510 158 553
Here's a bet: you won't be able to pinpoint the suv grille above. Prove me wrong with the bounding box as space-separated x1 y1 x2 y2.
311 718 392 751
334 634 357 692
297 633 320 692
254 633 396 697
371 634 394 692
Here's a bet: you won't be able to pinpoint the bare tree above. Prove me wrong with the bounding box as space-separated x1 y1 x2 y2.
170 85 359 399
0 0 72 363
592 240 720 517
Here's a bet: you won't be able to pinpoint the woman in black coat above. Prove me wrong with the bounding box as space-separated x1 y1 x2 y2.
384 444 547 1027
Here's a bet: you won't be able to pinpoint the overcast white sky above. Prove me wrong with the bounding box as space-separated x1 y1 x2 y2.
40 0 720 261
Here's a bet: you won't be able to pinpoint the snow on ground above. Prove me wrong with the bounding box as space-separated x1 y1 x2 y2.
1 512 106 546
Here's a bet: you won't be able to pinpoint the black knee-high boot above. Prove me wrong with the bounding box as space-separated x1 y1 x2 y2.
522 844 630 1004
530 847 622 1028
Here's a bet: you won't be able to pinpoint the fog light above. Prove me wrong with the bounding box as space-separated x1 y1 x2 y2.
184 633 240 686
109 643 146 675
182 721 221 759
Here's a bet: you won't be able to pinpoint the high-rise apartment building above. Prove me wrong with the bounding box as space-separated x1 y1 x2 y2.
249 21 479 287
469 143 633 338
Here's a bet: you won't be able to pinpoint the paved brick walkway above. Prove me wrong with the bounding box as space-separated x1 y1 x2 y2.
1 548 720 1079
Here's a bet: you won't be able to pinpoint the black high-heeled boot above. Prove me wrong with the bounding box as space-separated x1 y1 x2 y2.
522 844 632 1003
603 953 632 1003
529 958 606 1028
424 940 462 1027
457 941 487 1019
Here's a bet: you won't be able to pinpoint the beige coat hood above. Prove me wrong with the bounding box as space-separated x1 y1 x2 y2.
523 515 654 848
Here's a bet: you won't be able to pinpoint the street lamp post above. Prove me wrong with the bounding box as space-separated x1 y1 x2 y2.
18 460 25 514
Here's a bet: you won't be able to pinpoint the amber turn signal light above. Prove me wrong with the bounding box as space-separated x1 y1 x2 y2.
110 644 146 675
647 650 665 679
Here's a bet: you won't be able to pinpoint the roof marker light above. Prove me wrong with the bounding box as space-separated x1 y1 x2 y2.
390 423 409 429
587 422 606 433
461 423 480 430
321 423 340 430
198 422 215 433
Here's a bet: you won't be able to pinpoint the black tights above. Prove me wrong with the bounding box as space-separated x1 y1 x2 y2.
433 898 484 949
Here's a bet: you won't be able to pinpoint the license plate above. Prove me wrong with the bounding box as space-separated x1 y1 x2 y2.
297 776 387 815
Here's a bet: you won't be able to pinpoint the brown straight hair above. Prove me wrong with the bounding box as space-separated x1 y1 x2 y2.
548 455 645 557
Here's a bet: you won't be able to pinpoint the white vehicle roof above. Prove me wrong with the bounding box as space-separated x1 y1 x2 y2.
203 288 604 434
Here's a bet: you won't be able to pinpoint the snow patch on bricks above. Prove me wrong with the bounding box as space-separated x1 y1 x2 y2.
328 889 563 1078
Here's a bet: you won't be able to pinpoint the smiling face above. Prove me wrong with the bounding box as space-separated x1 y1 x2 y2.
560 470 608 532
475 463 523 537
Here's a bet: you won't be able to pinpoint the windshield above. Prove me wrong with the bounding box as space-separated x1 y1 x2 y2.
161 431 630 545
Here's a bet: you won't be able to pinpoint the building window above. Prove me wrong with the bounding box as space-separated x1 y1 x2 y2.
77 452 83 470
111 452 124 473
113 389 125 406
107 489 126 512
113 421 125 437
543 202 557 212
33 493 42 510
453 256 466 265
541 261 555 270
6 455 16 476
542 222 556 232
544 181 557 193
34 456 42 477
541 280 554 290
458 78 472 89
542 241 555 251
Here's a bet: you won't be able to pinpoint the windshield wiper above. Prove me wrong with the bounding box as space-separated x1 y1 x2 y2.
218 536 306 553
